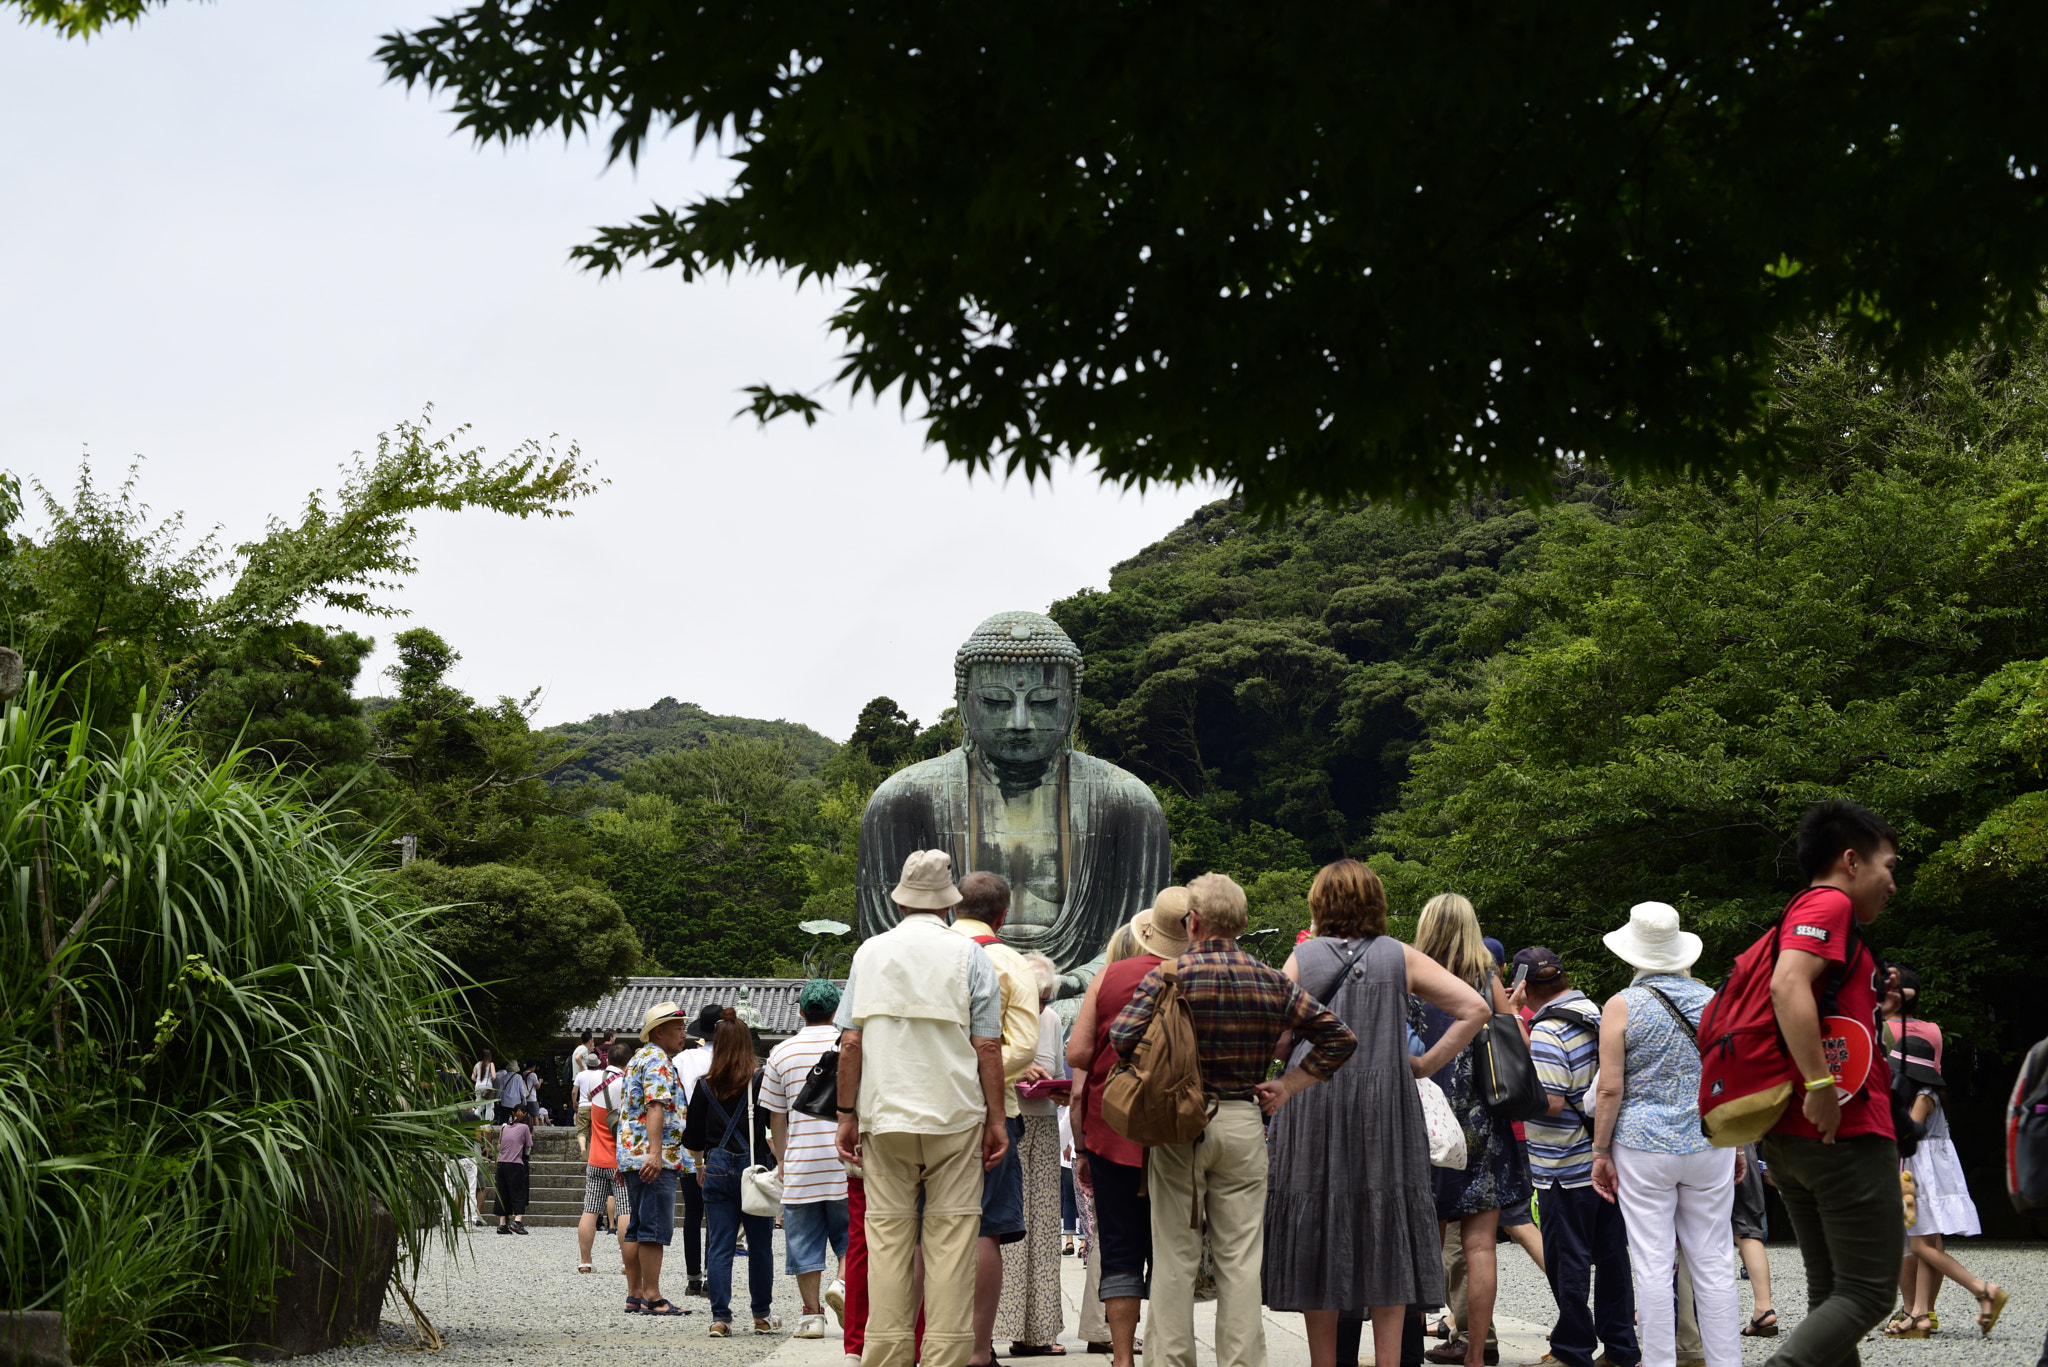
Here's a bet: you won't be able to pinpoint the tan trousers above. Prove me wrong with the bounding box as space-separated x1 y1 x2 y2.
1143 1101 1268 1367
863 1126 986 1367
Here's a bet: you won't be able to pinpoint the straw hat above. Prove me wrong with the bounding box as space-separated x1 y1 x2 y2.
1131 887 1192 959
638 1001 688 1042
892 849 963 910
1601 902 1702 975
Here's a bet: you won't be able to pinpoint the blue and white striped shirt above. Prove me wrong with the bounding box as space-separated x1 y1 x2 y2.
1526 991 1601 1188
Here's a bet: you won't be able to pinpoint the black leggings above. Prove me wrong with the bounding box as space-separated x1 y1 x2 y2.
494 1161 529 1218
682 1168 706 1276
1336 1309 1424 1367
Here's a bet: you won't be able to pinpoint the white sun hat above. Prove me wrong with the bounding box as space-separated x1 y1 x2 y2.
1601 901 1703 975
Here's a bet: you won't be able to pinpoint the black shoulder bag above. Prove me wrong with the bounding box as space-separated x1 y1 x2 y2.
791 1044 841 1121
1470 972 1548 1122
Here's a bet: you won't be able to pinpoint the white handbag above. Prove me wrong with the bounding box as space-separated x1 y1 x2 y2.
1417 1077 1467 1170
739 1078 784 1216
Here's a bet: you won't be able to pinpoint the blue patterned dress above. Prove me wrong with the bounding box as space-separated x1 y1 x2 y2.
1412 975 1531 1219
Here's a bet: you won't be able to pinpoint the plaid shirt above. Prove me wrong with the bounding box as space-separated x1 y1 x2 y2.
1109 939 1356 1101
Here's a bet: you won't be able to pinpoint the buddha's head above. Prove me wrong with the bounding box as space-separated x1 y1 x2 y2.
954 612 1083 769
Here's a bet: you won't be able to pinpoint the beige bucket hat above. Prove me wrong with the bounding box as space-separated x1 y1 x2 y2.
892 849 963 910
1131 886 1192 959
638 1001 688 1042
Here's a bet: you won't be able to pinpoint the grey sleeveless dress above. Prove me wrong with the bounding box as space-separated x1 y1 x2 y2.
1262 935 1444 1313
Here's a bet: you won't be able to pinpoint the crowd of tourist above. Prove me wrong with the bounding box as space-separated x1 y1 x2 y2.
459 797 2014 1367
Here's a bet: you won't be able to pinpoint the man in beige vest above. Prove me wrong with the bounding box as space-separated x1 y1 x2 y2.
836 851 1009 1367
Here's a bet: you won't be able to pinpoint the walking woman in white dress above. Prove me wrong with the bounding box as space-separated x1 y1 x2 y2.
1880 969 2008 1339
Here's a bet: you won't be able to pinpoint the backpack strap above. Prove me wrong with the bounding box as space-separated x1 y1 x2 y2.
1528 998 1602 1118
971 934 1002 947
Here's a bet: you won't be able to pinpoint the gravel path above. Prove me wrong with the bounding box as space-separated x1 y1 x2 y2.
308 1228 2048 1366
307 1223 813 1366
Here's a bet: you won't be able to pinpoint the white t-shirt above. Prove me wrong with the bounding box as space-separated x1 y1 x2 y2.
676 1042 713 1104
759 1023 848 1206
571 1044 591 1076
573 1067 608 1111
1058 1104 1075 1169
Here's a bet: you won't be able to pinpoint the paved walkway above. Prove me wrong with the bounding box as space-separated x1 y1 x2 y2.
304 1224 2048 1367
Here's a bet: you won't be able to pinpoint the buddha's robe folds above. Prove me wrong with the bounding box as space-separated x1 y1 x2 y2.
857 747 1171 990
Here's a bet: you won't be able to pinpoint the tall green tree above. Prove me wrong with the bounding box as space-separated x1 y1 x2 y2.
589 792 809 976
1376 333 2048 1080
395 860 640 1059
382 4 2048 510
368 627 596 869
1 414 601 755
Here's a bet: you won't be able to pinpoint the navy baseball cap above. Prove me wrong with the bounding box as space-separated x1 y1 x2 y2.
1512 947 1566 985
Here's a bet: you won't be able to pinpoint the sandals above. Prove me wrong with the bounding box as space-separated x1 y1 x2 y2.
709 1322 731 1338
1010 1345 1068 1357
625 1296 648 1314
1976 1283 2010 1336
644 1299 691 1317
577 1263 594 1274
754 1316 784 1334
1742 1310 1778 1338
1883 1313 1933 1339
1430 1317 1456 1341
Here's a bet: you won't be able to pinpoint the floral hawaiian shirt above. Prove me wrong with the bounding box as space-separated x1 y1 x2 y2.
621 1043 689 1171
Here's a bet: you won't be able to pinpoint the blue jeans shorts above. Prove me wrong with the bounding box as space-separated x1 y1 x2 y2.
626 1167 678 1245
782 1198 850 1274
980 1116 1026 1244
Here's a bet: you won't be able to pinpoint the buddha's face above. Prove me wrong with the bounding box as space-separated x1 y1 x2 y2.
963 662 1076 768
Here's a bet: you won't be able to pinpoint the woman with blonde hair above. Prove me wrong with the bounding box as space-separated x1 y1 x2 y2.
1265 863 1491 1367
1409 892 1528 1367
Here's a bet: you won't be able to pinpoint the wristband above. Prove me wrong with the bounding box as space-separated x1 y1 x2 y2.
836 1107 857 1115
1804 1075 1837 1093
1590 1146 1610 1155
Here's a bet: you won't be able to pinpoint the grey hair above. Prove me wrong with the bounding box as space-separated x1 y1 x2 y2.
1023 952 1059 1002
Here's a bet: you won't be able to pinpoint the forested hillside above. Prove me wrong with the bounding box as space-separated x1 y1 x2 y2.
545 697 838 783
1055 335 2048 1220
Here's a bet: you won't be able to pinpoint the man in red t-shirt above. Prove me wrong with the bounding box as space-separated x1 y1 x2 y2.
1762 799 1902 1367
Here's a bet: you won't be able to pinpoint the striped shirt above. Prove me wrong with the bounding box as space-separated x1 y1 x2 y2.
759 1024 848 1205
1525 990 1601 1188
1110 939 1356 1102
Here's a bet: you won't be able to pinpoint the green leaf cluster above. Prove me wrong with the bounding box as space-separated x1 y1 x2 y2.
382 3 2048 511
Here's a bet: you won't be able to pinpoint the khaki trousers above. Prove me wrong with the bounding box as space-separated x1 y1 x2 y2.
1143 1101 1268 1367
863 1126 986 1367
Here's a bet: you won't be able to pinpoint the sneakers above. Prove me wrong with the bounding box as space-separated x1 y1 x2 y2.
825 1280 847 1326
686 1277 707 1298
795 1314 827 1339
754 1315 784 1334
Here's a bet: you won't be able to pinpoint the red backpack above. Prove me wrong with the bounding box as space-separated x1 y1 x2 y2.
2006 1034 2048 1215
1696 891 1861 1147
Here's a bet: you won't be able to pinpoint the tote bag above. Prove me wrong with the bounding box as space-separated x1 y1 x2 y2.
740 1078 784 1217
1417 1078 1467 1169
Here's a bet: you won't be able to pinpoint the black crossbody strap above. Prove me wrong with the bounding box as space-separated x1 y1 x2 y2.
1641 984 1700 1043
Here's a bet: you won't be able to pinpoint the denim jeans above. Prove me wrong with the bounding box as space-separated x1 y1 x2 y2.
703 1164 777 1324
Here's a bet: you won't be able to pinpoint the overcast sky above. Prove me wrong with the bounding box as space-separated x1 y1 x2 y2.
0 4 1215 739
